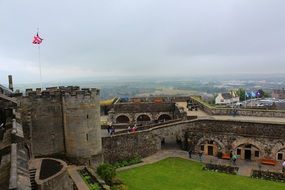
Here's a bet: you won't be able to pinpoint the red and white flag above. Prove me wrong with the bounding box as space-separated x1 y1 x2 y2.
32 33 43 44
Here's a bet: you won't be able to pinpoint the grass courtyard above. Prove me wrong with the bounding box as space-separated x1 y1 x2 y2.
117 157 285 190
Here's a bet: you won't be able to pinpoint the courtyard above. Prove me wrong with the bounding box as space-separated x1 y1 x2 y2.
118 157 285 190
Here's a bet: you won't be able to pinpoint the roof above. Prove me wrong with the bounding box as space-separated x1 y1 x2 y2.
221 93 234 100
100 98 117 106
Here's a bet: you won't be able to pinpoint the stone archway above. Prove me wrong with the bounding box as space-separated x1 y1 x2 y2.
232 138 264 161
196 137 225 156
157 114 172 121
136 114 151 125
271 142 285 161
115 115 130 124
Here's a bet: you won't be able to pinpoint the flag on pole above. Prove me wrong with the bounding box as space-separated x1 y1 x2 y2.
32 33 43 44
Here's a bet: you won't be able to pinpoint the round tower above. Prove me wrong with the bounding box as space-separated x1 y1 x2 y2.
62 88 102 163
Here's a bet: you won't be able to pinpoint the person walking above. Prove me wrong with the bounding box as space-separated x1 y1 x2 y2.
188 148 192 159
282 160 285 173
232 154 237 165
198 151 203 162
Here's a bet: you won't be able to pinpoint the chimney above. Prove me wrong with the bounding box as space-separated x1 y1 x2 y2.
8 75 13 91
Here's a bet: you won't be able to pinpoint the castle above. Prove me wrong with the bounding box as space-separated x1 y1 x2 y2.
1 76 285 189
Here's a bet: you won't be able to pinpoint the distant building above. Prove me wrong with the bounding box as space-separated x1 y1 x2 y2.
271 88 285 99
215 91 239 105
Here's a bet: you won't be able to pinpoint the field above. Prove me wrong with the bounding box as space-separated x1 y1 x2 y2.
118 157 285 190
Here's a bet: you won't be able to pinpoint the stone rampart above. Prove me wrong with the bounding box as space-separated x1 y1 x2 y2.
102 119 285 162
191 96 285 118
114 102 175 113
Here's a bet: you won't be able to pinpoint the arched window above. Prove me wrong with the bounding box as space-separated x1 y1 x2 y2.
158 114 172 121
116 115 130 124
136 114 151 122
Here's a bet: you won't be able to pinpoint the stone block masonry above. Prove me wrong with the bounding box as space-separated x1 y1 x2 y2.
18 86 102 165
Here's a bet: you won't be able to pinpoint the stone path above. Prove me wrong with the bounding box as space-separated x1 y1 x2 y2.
117 149 283 177
67 165 90 190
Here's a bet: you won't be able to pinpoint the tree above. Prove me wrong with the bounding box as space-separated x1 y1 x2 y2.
236 88 245 101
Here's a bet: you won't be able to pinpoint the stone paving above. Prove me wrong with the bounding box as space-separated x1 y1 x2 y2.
118 149 283 177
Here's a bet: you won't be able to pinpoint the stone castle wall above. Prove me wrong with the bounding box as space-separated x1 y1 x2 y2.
102 131 159 163
191 97 285 118
113 102 175 113
63 88 102 158
19 87 102 163
20 95 65 156
102 119 285 162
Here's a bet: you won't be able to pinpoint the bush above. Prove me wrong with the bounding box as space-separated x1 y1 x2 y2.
97 163 116 185
111 184 128 190
112 156 142 168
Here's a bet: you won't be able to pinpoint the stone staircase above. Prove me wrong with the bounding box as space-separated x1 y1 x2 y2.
29 168 37 190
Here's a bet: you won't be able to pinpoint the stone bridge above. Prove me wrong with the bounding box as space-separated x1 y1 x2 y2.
102 119 285 163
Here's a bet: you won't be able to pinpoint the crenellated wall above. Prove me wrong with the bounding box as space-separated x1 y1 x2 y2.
18 87 102 165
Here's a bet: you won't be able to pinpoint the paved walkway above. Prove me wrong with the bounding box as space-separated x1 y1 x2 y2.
67 165 90 190
117 149 283 177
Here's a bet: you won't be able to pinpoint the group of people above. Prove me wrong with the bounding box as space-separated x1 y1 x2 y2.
128 125 137 133
188 149 239 164
188 149 203 162
107 125 115 135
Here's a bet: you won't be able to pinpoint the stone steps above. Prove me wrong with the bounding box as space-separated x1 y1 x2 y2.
29 169 37 190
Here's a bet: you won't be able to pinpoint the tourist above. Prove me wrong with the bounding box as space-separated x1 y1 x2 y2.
282 160 285 173
111 126 115 135
131 126 136 133
232 154 237 165
188 148 192 158
198 151 203 162
107 124 112 135
127 126 131 133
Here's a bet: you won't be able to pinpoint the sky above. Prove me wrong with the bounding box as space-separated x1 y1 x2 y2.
0 0 285 84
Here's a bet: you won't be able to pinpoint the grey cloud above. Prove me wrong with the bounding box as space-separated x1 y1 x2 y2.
1 0 285 83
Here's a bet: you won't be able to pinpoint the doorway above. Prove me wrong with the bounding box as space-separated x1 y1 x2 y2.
244 149 251 160
208 146 214 156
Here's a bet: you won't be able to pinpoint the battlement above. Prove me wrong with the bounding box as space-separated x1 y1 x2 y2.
24 86 100 98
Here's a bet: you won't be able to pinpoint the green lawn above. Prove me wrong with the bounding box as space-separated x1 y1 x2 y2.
117 157 285 190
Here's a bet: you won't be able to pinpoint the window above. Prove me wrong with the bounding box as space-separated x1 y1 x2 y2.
201 145 204 151
277 153 283 160
86 133 89 141
254 151 259 157
87 114 89 119
237 149 241 155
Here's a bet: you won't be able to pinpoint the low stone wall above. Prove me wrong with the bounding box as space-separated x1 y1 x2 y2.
102 131 159 163
191 97 285 118
32 158 73 190
114 102 175 113
251 170 285 182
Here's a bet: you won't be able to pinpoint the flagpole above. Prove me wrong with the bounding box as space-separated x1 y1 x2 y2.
38 44 42 89
36 27 43 89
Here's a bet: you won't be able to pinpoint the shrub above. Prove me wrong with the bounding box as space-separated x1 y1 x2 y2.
111 184 128 190
97 163 116 185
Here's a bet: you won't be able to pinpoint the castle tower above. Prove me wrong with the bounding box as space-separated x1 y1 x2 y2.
62 88 102 163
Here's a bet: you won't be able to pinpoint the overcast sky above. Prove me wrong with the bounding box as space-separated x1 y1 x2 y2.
1 0 285 84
